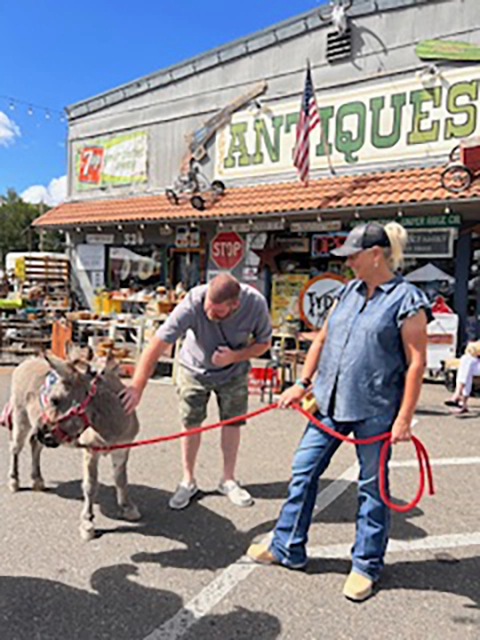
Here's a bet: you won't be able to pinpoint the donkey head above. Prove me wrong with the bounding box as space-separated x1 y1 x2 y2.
36 352 98 448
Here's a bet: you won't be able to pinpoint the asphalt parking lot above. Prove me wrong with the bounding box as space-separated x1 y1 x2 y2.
0 368 479 640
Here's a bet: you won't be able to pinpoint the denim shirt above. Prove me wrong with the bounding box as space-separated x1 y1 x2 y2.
313 275 432 422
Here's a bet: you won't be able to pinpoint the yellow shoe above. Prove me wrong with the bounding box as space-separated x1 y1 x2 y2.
247 543 279 565
246 543 306 569
342 571 374 602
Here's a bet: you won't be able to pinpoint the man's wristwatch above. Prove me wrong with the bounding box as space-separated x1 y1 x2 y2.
295 377 312 390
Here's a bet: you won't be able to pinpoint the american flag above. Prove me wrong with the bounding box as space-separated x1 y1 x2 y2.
293 64 320 185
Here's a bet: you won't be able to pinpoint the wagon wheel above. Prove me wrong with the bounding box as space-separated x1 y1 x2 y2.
165 189 179 205
211 180 226 195
440 164 472 193
190 195 206 211
449 145 461 163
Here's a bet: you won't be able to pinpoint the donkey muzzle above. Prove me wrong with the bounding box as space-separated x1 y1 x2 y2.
37 425 61 448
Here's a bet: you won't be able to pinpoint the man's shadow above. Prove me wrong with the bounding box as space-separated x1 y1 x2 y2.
50 473 428 570
50 480 277 570
0 563 282 640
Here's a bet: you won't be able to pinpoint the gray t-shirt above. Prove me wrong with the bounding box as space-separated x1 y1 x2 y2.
155 284 272 383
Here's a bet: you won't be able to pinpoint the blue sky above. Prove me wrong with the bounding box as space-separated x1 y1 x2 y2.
0 0 325 204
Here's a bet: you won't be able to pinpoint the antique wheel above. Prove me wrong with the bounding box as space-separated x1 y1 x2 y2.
211 180 226 195
190 195 206 211
449 144 461 163
165 189 179 205
440 164 472 193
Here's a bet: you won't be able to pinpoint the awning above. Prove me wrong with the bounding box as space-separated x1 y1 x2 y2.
32 165 480 228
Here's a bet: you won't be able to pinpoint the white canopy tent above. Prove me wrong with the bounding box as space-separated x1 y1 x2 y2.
405 263 454 284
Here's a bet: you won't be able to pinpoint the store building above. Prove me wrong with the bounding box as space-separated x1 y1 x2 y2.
34 0 480 346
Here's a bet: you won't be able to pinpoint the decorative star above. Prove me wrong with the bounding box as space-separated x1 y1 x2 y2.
252 241 283 273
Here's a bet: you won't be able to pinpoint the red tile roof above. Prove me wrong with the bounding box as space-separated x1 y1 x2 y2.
33 166 480 227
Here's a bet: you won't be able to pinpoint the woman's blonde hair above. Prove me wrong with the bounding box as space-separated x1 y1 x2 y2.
384 221 408 271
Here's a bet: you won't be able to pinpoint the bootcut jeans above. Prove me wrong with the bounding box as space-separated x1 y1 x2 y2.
270 411 395 581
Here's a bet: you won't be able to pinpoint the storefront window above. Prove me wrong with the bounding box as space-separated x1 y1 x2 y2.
108 245 165 289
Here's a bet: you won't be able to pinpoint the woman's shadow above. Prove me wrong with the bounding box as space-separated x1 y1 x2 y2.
0 563 282 640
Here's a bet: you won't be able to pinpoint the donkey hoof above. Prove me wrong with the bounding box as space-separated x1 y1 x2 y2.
121 505 141 521
8 478 19 493
32 478 45 492
80 522 96 541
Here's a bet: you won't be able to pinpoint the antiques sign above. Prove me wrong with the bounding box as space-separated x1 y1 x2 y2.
215 67 480 179
74 131 147 190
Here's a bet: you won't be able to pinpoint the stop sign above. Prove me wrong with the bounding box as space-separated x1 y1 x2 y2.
210 231 245 270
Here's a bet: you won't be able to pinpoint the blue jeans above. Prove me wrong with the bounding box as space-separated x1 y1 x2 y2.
270 412 393 581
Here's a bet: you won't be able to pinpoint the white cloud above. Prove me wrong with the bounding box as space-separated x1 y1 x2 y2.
21 175 67 207
0 111 21 147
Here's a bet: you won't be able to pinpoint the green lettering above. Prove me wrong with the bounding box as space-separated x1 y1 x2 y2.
285 112 299 134
445 81 478 140
252 116 284 164
407 88 441 145
223 122 251 169
335 102 366 163
370 93 407 149
315 106 334 157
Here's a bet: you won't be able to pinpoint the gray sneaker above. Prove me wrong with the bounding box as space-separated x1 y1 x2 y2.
169 481 199 510
218 480 254 507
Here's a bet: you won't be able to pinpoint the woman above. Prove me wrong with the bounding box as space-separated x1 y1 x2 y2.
247 221 432 601
444 340 480 414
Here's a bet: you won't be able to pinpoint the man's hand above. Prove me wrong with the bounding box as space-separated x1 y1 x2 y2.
211 346 238 367
278 384 308 409
390 415 412 444
119 384 142 415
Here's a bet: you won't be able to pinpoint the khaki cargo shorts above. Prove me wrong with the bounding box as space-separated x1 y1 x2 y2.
176 365 249 427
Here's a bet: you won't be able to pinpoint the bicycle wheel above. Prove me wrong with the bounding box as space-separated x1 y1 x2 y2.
440 164 472 193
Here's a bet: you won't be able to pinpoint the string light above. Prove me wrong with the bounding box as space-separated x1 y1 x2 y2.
444 206 451 214
0 94 67 124
316 214 323 222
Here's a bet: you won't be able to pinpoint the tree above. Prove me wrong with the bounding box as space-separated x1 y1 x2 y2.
0 189 64 264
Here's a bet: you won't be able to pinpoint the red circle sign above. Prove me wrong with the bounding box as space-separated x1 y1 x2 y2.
210 231 245 270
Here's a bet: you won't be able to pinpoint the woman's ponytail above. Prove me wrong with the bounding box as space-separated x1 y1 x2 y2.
384 222 408 271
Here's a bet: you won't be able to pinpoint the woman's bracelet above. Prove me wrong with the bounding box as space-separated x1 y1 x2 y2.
295 377 312 390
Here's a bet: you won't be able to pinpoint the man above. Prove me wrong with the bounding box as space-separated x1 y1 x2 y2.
121 273 272 509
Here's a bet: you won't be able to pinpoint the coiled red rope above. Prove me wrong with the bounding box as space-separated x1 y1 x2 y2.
90 401 434 512
291 402 435 513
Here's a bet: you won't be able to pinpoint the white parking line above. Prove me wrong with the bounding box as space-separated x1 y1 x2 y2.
142 455 480 640
309 532 480 558
143 463 358 640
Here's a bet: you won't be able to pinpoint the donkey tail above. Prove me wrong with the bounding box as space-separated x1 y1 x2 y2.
0 399 13 431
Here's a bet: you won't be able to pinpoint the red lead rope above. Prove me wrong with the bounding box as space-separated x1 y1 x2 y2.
291 403 435 513
91 401 435 512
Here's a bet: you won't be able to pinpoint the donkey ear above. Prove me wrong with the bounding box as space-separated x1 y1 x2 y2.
97 350 120 376
43 352 77 379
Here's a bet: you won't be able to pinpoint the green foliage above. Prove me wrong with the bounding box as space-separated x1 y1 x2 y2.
0 189 64 261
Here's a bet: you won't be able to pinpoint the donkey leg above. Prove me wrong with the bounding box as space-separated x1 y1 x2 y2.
8 409 30 492
111 450 140 521
30 433 45 491
80 450 99 541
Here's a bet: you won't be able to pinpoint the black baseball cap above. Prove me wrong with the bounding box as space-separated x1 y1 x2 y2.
331 222 391 257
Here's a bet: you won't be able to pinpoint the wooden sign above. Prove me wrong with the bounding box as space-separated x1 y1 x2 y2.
416 39 480 62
